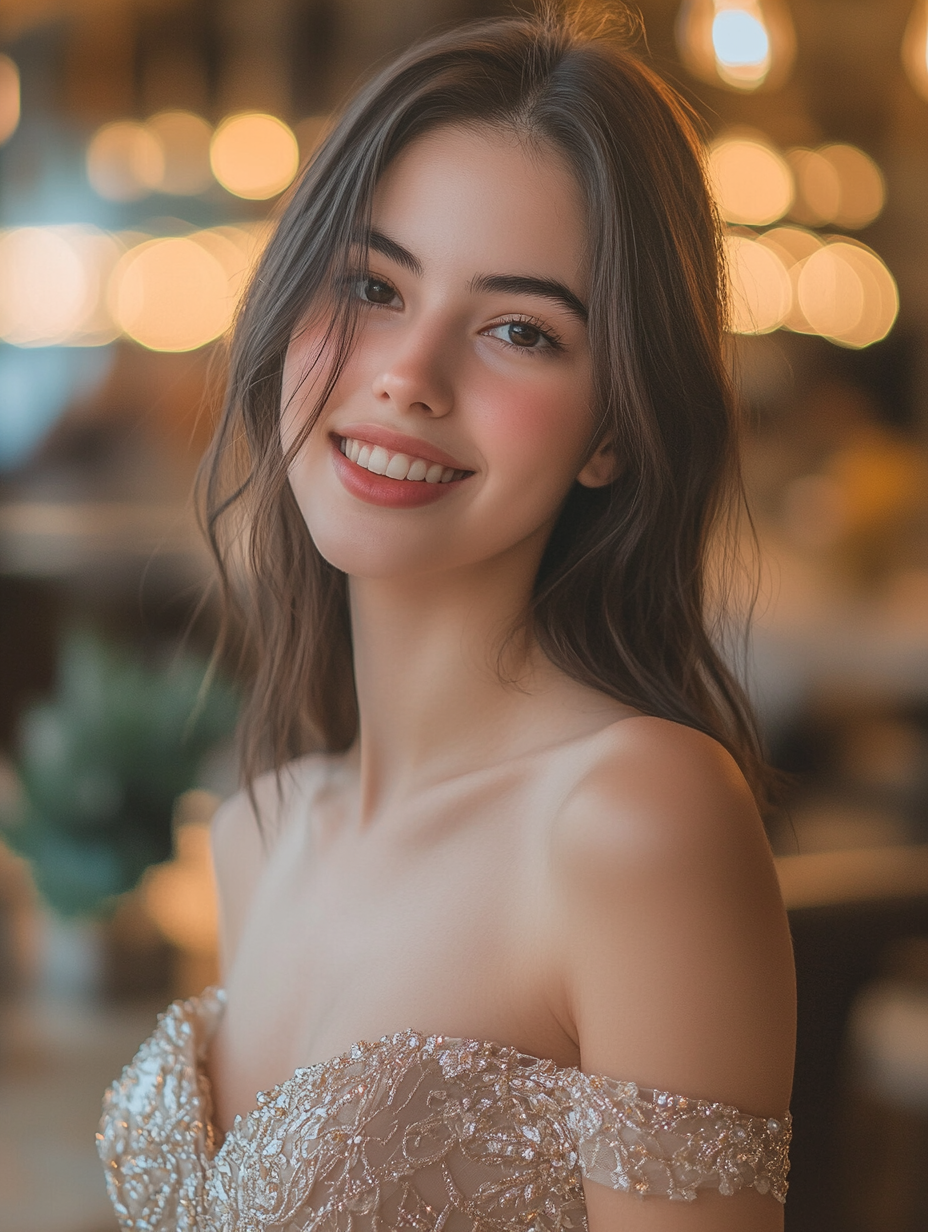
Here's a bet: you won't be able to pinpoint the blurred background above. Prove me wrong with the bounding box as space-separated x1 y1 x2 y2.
0 1 926 1229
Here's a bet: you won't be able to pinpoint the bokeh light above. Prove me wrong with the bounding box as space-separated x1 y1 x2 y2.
797 240 898 348
708 136 794 225
146 110 213 196
725 232 791 333
712 7 771 87
902 0 928 102
676 0 795 92
787 149 841 227
0 228 89 346
0 54 20 146
756 225 823 333
789 144 884 229
65 228 124 346
87 121 164 202
108 237 233 352
209 112 299 200
820 145 885 229
826 241 899 348
798 244 865 339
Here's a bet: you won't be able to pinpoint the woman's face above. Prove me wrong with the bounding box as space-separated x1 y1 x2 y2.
282 123 609 582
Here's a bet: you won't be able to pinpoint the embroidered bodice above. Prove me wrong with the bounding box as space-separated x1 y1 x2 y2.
98 988 790 1231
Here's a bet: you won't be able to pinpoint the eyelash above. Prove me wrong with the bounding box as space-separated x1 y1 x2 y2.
488 313 565 355
349 271 566 356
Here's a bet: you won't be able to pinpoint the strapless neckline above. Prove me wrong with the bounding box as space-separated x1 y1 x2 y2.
208 988 786 1146
99 987 792 1231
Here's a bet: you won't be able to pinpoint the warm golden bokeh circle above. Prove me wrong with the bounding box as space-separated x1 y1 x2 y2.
209 113 300 200
108 237 234 352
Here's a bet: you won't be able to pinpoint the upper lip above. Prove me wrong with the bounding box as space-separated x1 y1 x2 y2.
331 424 472 472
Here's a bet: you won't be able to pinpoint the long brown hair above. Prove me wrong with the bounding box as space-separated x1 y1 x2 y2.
200 7 767 798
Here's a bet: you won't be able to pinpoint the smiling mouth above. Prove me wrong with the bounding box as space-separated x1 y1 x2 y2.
337 436 471 484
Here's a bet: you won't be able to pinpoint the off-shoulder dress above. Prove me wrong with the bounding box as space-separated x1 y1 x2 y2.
98 987 790 1231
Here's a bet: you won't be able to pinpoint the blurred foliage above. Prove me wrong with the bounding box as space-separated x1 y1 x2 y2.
0 630 238 917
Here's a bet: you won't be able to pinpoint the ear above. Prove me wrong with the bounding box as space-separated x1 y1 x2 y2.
576 437 620 488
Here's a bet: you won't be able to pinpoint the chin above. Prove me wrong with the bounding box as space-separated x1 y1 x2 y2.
301 506 450 581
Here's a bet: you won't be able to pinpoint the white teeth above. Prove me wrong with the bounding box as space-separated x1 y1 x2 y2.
367 446 389 475
385 453 410 479
340 436 468 484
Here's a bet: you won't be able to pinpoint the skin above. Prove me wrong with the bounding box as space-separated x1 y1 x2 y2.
209 125 796 1231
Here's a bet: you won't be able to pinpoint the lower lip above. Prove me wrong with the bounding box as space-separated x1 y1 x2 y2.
331 440 469 508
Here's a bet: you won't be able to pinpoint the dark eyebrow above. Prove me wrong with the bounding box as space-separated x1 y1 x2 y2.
363 229 423 276
470 273 588 323
358 233 587 323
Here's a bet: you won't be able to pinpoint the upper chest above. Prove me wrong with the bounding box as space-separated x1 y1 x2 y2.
241 769 550 983
216 762 578 1083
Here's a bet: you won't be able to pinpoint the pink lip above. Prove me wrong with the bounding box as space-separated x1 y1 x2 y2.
332 423 470 472
330 439 469 508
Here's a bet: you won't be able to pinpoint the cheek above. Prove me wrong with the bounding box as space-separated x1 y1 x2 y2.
472 370 594 490
280 325 343 453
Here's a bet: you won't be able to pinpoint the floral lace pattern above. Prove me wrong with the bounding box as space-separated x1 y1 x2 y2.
98 990 791 1231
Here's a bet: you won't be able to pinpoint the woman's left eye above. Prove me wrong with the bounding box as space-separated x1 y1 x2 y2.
485 320 561 352
355 276 398 306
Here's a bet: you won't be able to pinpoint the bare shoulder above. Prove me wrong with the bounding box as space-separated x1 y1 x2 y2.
548 716 795 1118
556 715 763 861
211 755 329 972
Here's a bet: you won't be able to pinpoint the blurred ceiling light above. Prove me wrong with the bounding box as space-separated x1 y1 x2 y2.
757 224 822 264
820 144 885 229
724 233 791 333
786 149 841 226
824 240 899 348
64 228 124 346
756 226 822 333
209 112 299 200
788 144 884 229
87 121 165 202
0 228 90 346
708 136 794 224
108 237 233 352
902 0 928 102
0 54 20 146
676 0 795 91
145 110 213 195
798 240 898 348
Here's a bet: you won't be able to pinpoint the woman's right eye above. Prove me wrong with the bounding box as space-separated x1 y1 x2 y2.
355 276 398 306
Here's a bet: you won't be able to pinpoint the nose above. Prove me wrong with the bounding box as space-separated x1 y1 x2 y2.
370 322 454 419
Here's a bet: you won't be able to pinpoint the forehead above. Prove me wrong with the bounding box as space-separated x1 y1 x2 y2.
370 125 588 290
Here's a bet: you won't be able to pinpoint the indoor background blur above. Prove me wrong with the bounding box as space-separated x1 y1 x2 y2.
0 1 926 1230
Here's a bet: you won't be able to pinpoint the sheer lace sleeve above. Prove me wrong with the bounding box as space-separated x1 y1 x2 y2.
562 1069 791 1203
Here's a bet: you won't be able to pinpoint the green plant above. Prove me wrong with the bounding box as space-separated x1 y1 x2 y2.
0 630 238 917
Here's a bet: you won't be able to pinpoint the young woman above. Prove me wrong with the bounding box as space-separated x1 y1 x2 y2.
99 10 796 1231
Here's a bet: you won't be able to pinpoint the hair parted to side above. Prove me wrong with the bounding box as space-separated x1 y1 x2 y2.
199 4 769 800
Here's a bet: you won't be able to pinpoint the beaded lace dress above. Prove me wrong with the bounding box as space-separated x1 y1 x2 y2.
98 987 791 1231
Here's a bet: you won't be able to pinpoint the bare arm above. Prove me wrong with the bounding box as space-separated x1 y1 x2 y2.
551 719 796 1232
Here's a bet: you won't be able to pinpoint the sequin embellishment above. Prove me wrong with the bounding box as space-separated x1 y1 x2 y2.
98 989 791 1230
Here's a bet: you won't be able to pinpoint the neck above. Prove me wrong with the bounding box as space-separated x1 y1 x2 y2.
348 543 560 818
